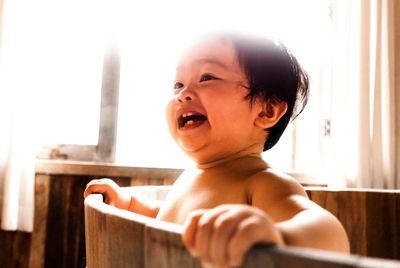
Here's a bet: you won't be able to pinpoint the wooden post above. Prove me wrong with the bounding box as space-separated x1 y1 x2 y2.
96 45 120 162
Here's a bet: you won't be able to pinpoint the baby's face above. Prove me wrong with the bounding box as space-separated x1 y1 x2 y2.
166 38 265 164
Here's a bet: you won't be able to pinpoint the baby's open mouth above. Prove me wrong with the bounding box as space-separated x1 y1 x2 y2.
178 113 208 129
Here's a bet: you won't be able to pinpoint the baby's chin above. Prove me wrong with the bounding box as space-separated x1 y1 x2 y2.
181 149 231 168
178 144 214 164
178 143 204 158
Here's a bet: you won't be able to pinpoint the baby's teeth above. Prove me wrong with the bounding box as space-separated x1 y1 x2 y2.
182 113 193 118
186 120 194 125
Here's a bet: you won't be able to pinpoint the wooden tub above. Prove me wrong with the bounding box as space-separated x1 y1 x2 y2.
84 186 400 268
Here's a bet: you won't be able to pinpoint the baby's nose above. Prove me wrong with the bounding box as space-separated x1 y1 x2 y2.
175 88 195 103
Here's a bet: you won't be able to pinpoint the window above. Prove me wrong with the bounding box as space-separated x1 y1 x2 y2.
1 0 333 176
1 0 117 162
115 0 332 174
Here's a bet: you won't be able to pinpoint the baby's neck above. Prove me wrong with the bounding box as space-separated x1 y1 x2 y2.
195 152 266 171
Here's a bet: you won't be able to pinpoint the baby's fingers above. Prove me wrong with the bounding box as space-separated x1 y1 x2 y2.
228 216 282 267
83 179 117 203
83 180 106 198
208 211 249 267
192 206 235 264
182 209 207 254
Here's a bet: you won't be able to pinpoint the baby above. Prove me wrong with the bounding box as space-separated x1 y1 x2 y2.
84 33 349 268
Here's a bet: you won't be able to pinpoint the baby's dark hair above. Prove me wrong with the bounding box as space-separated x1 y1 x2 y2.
218 33 310 151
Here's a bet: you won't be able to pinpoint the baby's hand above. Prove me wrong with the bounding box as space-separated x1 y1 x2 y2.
83 178 131 210
182 205 284 268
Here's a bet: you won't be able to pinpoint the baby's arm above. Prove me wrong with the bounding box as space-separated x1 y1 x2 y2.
251 176 350 253
182 175 349 267
272 195 350 252
83 178 160 218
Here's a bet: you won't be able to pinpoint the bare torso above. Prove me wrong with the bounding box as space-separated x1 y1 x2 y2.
156 156 307 224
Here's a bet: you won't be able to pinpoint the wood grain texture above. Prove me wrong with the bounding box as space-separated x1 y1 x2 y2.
44 175 130 268
306 188 400 259
365 191 399 259
29 174 50 268
85 193 400 268
85 195 148 268
1 164 399 268
0 230 31 268
35 160 183 180
145 221 201 268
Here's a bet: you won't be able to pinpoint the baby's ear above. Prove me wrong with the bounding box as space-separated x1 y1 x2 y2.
254 100 288 129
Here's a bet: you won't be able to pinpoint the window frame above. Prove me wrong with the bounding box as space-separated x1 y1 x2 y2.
36 47 120 163
34 2 332 186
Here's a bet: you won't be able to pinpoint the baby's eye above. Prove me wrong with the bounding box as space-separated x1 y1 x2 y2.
199 74 218 82
174 81 184 90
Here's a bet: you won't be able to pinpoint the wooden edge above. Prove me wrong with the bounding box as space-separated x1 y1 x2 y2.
84 194 182 235
304 186 400 193
257 245 400 268
36 159 183 178
84 194 153 225
145 217 183 237
84 194 400 268
144 220 200 268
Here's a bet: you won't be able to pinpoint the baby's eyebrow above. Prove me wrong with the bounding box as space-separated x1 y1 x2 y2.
176 58 229 72
195 58 229 69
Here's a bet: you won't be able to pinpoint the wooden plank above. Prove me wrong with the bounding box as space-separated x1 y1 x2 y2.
35 160 183 181
31 172 155 268
0 230 31 268
96 46 120 163
84 193 400 268
84 195 107 268
145 221 201 268
85 194 151 268
245 245 400 268
336 191 367 256
44 174 71 268
9 170 395 268
44 175 131 268
306 188 400 260
307 189 368 256
29 174 50 268
365 191 399 259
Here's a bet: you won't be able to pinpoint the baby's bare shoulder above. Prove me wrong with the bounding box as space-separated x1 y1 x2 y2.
248 168 307 197
247 169 311 220
249 169 313 221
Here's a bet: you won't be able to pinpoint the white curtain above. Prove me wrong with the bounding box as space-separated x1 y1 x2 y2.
0 101 36 232
325 0 398 188
0 0 36 232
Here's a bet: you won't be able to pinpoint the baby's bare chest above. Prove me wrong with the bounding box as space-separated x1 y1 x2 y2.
157 181 250 224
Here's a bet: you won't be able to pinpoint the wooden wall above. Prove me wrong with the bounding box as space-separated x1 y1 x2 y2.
0 161 399 268
306 188 400 260
395 0 400 189
0 161 181 268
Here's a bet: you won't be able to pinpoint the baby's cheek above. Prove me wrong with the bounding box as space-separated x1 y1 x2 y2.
165 100 174 115
165 103 178 136
165 102 175 123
